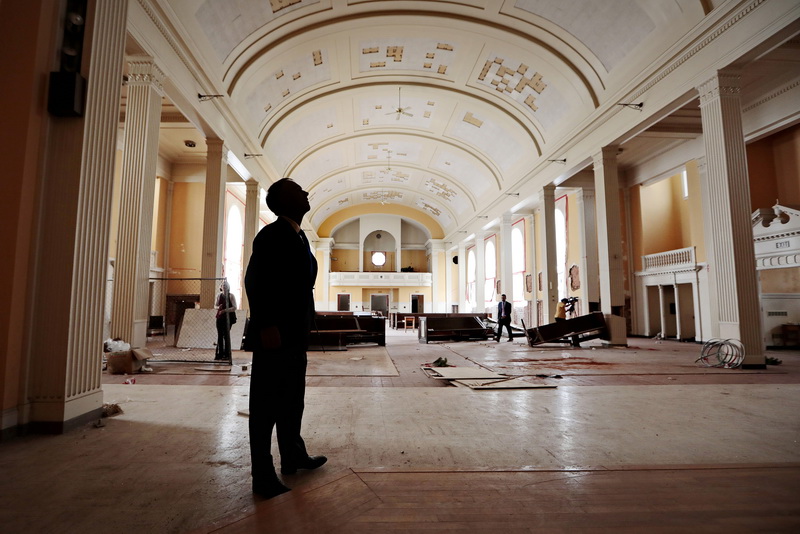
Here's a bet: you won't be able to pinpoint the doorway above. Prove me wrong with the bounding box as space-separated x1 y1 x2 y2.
337 293 351 311
411 294 424 313
370 294 389 316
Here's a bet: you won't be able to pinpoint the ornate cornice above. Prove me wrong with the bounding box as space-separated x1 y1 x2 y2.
743 78 800 112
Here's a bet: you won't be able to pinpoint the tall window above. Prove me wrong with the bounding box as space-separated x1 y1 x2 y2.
466 247 476 312
555 197 567 300
484 239 496 308
225 204 244 307
511 225 525 303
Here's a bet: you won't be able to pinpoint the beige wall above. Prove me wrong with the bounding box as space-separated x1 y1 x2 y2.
331 248 359 272
168 182 204 281
761 267 800 294
401 250 428 272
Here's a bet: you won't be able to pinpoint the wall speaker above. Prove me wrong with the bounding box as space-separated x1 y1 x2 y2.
452 255 458 264
48 71 85 117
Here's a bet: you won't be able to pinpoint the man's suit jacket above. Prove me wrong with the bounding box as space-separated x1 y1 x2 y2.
244 217 318 352
498 300 512 318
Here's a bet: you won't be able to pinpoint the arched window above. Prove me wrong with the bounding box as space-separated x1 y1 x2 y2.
511 225 525 303
484 239 496 308
466 247 476 312
225 204 244 307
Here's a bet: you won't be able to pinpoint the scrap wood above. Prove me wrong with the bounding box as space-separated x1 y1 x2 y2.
193 366 232 372
455 378 558 390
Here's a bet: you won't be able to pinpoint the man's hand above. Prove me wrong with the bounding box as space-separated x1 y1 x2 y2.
259 326 282 349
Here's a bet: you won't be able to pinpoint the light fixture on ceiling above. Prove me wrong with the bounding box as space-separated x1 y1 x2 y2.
477 215 488 219
505 192 520 197
184 140 196 148
547 158 567 164
244 153 262 159
616 101 644 111
198 93 224 102
386 87 413 120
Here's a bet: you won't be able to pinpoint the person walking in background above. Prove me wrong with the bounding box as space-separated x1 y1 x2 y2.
495 293 513 342
214 281 237 361
244 178 327 499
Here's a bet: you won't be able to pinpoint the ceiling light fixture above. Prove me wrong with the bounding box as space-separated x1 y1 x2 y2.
244 153 262 159
547 158 567 164
198 93 224 101
616 101 644 111
386 87 413 120
505 192 520 197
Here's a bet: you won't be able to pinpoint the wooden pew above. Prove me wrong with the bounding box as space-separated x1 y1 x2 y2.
418 316 494 343
523 312 608 348
309 314 386 350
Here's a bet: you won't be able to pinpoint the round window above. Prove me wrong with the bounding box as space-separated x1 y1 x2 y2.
371 251 386 266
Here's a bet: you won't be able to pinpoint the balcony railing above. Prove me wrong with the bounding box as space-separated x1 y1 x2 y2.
642 247 696 271
329 272 432 287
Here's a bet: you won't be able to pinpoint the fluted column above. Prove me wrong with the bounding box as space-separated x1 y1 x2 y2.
28 0 128 427
697 71 763 366
457 242 466 312
200 139 226 308
241 178 260 311
696 157 718 341
316 238 334 311
500 213 514 299
576 188 600 312
428 239 445 312
475 232 486 313
111 55 164 349
539 186 557 323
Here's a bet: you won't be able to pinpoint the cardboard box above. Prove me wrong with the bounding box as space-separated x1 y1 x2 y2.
106 348 152 374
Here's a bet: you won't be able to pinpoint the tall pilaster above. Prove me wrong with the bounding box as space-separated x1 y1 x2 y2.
475 233 486 312
200 139 226 308
500 213 514 299
576 188 600 312
593 146 627 344
696 156 718 341
316 238 334 311
428 239 446 312
446 249 455 313
457 242 466 312
241 178 260 311
697 71 763 365
111 55 164 349
29 0 128 428
539 186 557 323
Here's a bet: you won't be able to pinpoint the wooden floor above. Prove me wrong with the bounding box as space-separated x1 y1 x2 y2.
201 465 800 533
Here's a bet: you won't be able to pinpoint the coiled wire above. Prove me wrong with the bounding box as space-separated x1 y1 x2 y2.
696 338 745 368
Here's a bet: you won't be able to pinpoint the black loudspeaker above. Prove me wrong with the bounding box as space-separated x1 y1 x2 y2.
452 255 458 264
48 71 86 117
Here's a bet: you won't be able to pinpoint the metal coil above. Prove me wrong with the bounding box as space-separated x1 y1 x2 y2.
696 338 745 368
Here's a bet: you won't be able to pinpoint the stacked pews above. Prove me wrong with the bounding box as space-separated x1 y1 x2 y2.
418 316 494 343
523 312 608 348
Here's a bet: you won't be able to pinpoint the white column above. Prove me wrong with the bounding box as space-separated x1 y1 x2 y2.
577 188 600 312
539 186 557 323
500 213 514 299
697 71 763 366
241 178 260 311
111 55 164 349
316 238 334 311
445 248 455 313
457 242 466 312
593 146 627 344
428 239 446 312
200 139 226 308
673 283 683 340
29 0 128 426
475 232 486 313
658 285 667 338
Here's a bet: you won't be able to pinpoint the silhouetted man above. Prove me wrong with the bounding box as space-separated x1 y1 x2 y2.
244 178 326 498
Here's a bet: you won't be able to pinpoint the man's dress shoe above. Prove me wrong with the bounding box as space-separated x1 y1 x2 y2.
281 455 327 475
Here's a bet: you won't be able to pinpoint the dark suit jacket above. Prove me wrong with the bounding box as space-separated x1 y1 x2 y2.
498 300 512 319
244 217 318 352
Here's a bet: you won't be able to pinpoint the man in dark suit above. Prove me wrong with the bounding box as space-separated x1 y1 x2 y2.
244 178 327 498
495 293 513 342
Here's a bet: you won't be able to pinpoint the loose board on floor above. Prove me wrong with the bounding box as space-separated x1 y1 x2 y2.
422 366 507 380
454 378 557 390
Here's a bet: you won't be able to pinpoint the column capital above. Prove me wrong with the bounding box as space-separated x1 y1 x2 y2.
697 70 741 107
592 145 619 168
316 237 334 251
206 138 226 155
426 239 446 252
126 55 165 92
501 213 513 225
245 178 260 192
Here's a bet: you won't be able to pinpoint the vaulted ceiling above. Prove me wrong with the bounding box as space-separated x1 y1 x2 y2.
141 0 755 238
